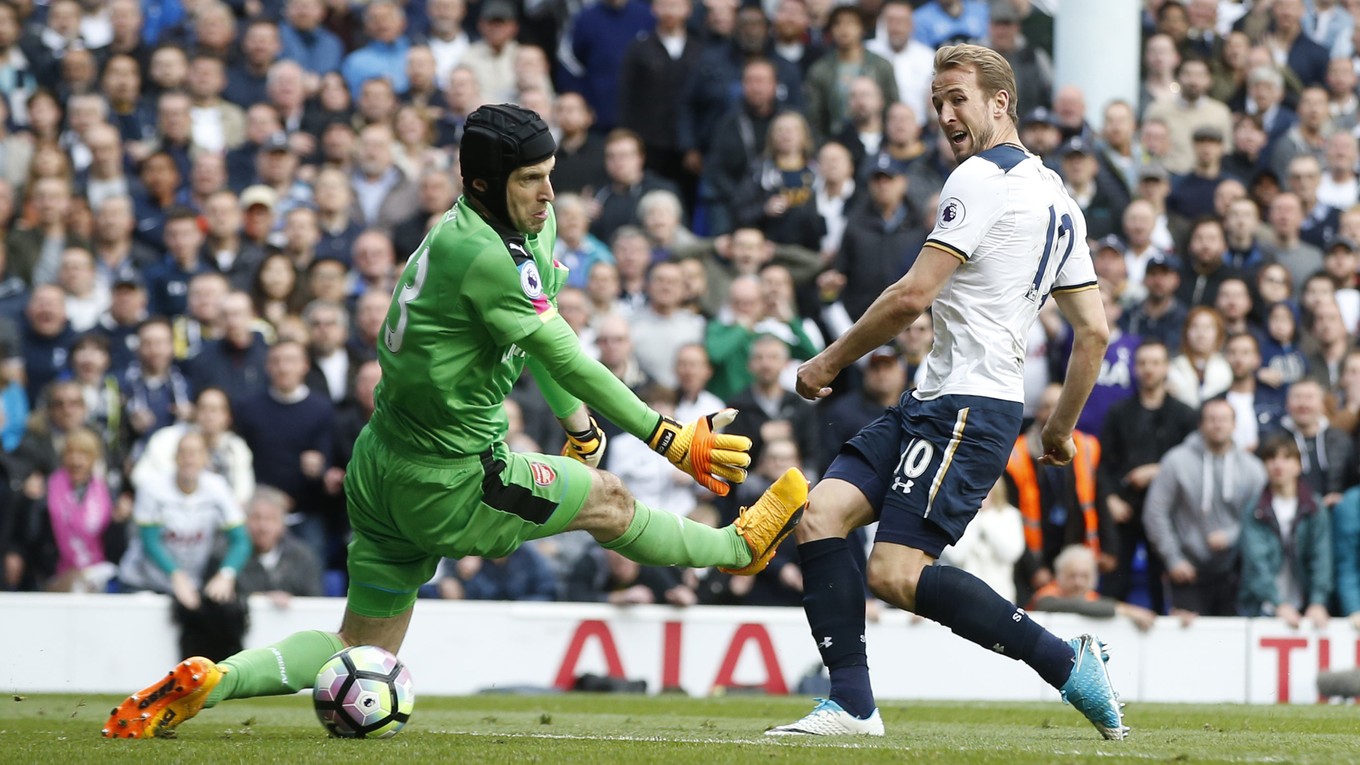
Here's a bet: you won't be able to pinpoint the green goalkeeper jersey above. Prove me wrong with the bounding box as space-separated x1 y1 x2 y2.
370 197 567 458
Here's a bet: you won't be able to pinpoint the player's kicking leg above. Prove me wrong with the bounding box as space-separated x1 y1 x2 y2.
101 609 410 739
565 464 807 576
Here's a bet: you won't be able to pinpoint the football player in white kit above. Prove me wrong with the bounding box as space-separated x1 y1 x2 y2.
768 44 1126 740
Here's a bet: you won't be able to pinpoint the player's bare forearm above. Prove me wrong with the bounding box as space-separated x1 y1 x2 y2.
1048 287 1110 436
798 246 959 399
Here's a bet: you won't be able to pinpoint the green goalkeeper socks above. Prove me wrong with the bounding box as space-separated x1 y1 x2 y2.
204 630 346 707
602 500 752 569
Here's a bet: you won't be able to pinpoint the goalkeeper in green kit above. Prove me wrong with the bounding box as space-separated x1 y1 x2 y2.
103 104 808 739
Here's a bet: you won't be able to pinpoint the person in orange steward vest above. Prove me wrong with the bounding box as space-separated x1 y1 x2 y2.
1028 544 1157 631
1005 384 1114 604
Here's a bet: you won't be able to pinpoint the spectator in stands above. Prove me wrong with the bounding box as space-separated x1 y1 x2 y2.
1179 217 1242 309
935 476 1026 603
1058 137 1122 240
250 253 306 330
1274 378 1352 506
348 290 388 361
550 92 606 197
1269 193 1326 294
1318 131 1358 208
1097 339 1200 609
608 226 650 315
391 169 457 260
1078 285 1139 437
680 3 802 170
552 194 612 290
173 272 229 362
186 54 245 155
233 340 334 564
705 275 815 401
436 546 558 601
830 76 886 173
80 124 132 212
1145 398 1267 619
912 0 990 48
1029 544 1158 631
189 291 270 403
1144 57 1234 174
323 359 379 508
57 247 107 334
119 430 249 660
723 333 818 470
148 207 209 318
201 191 267 292
279 0 344 76
302 300 359 405
618 0 699 198
121 317 192 451
592 312 651 394
91 197 159 293
570 0 655 132
349 231 398 302
341 1 412 99
236 485 324 602
7 176 88 286
30 427 123 593
350 124 417 233
565 546 694 606
133 387 255 508
1302 297 1349 388
1239 434 1333 628
1220 332 1286 453
1167 305 1232 408
868 1 939 125
94 275 148 373
674 343 724 424
702 59 782 236
733 112 825 251
1333 474 1360 630
1213 277 1256 337
67 334 124 466
591 129 681 244
1286 155 1342 253
19 284 76 405
1266 0 1330 88
639 189 699 260
1005 383 1111 603
631 261 705 390
831 154 924 321
313 168 363 266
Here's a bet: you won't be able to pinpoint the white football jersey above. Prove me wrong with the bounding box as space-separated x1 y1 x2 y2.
915 144 1097 404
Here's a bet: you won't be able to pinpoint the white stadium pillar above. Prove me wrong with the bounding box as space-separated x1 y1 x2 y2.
1052 0 1143 126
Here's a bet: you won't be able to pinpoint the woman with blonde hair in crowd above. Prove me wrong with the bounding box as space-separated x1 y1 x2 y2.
34 427 125 592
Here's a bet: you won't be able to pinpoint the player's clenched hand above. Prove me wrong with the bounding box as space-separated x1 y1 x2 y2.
1038 426 1076 466
796 357 835 400
648 409 751 496
562 416 608 468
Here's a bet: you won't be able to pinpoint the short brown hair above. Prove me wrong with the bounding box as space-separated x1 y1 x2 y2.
1257 433 1301 463
933 44 1019 124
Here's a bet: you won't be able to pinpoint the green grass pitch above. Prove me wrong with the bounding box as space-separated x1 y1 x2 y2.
3 693 1357 764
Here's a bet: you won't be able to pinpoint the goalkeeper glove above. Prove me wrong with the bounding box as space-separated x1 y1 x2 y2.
561 416 608 468
647 408 752 496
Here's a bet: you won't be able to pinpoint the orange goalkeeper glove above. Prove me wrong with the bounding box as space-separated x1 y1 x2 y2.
561 416 608 468
647 408 751 496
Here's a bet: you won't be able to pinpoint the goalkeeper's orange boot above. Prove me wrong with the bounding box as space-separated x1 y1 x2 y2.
720 467 807 576
101 657 225 738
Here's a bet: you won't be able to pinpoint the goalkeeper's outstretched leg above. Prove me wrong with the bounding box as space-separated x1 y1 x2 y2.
564 465 806 576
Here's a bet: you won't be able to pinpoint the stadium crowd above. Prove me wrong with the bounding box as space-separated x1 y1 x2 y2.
0 0 1359 641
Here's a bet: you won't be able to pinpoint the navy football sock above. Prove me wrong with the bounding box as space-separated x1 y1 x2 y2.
799 538 876 718
913 564 1075 689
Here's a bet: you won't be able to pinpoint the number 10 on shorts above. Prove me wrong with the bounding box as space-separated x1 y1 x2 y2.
890 438 935 495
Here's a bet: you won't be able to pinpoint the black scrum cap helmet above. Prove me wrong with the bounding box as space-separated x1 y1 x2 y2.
460 103 557 228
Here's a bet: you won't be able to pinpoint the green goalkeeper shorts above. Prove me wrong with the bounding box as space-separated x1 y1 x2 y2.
343 426 593 617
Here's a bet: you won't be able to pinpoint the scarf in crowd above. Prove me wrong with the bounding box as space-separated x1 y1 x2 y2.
46 469 113 576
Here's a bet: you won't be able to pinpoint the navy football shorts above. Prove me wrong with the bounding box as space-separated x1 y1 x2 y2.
823 393 1023 557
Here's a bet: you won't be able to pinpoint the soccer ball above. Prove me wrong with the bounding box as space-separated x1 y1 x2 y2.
313 645 415 738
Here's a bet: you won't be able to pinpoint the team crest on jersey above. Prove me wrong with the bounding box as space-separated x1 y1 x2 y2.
519 261 544 299
938 197 965 229
529 462 556 486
